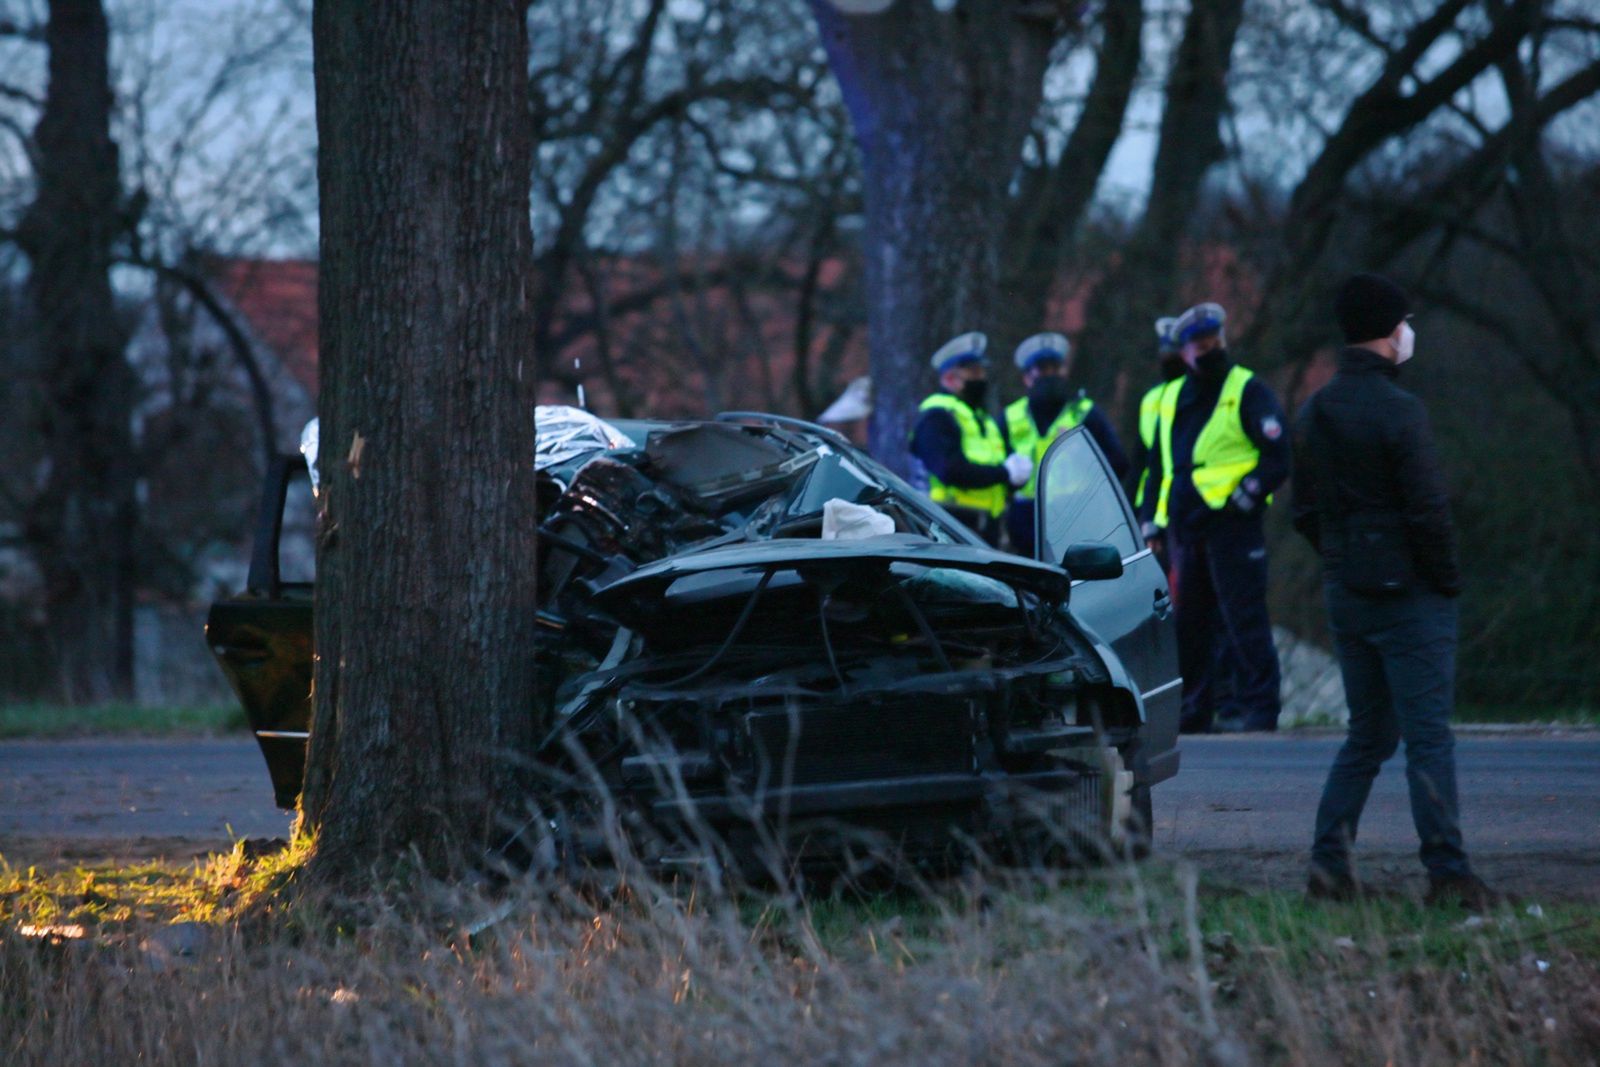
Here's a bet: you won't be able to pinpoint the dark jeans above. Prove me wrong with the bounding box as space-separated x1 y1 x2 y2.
1311 582 1471 882
1172 517 1281 731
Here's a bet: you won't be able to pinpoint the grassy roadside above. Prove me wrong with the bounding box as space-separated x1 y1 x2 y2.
0 703 248 739
3 846 1598 1064
1455 702 1600 727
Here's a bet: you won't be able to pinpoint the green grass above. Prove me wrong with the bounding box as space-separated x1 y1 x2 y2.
753 861 1600 980
1455 702 1600 726
0 702 248 739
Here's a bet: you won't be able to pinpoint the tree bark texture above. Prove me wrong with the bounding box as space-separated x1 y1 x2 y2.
15 0 138 704
811 0 1056 476
999 0 1143 354
1073 0 1243 403
303 0 540 879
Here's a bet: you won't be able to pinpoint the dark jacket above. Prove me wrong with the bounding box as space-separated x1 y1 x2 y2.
1135 352 1291 539
909 400 1011 489
1292 347 1461 597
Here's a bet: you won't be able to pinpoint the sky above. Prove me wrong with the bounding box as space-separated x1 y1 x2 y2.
3 0 1597 263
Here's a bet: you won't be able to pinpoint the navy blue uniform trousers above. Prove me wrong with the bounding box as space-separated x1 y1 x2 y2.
1311 583 1471 882
1172 514 1281 731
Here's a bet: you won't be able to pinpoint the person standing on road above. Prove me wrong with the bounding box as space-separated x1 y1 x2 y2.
1139 302 1289 734
1295 272 1498 908
1004 332 1128 557
909 331 1032 546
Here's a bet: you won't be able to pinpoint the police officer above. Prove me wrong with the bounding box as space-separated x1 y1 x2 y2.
909 331 1031 545
1139 302 1289 733
1295 273 1498 908
1003 332 1129 556
1127 316 1186 552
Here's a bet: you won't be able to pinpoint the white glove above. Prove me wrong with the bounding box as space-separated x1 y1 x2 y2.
1003 452 1033 488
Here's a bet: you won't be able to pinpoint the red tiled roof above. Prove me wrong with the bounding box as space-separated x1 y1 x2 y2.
208 257 319 397
204 246 1261 419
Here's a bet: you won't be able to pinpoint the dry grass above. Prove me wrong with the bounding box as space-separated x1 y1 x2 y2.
3 839 1599 1066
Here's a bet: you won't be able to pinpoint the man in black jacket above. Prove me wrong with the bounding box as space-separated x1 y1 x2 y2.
1295 272 1497 909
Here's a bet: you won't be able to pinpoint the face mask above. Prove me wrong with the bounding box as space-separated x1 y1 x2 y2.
959 378 989 408
1395 321 1415 365
1028 376 1070 406
1196 347 1228 377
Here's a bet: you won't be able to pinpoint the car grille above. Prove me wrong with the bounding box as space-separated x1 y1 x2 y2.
743 698 974 786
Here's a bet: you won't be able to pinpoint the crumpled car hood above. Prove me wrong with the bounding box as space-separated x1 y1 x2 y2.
592 534 1070 626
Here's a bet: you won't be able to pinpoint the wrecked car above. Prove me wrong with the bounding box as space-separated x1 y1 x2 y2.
208 408 1179 873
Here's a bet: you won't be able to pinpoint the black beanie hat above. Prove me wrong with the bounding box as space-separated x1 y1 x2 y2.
1335 272 1409 343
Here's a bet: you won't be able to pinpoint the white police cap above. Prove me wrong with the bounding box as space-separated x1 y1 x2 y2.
1013 332 1071 371
1155 316 1179 353
1172 302 1227 345
931 331 988 372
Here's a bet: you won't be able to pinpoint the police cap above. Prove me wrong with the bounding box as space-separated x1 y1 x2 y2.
931 331 989 373
1013 332 1071 371
1172 302 1227 345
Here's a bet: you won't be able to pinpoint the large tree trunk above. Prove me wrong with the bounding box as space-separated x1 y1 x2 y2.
15 0 138 704
811 1 1056 476
302 0 540 880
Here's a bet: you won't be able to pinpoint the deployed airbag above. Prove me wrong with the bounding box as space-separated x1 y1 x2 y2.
821 498 895 541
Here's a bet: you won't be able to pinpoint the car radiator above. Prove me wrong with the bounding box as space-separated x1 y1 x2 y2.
743 698 974 786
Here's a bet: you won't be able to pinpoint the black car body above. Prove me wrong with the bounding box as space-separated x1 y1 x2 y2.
208 410 1179 871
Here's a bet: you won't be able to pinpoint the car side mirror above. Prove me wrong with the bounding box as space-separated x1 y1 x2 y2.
1061 541 1123 580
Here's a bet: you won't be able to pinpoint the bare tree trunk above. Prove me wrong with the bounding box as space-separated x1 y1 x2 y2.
302 0 540 880
1073 0 1243 402
999 0 1143 351
15 0 137 704
811 1 1056 475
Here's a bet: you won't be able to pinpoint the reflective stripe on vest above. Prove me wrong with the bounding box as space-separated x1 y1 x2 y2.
1004 393 1092 500
916 393 1008 518
1154 366 1259 529
1133 382 1165 510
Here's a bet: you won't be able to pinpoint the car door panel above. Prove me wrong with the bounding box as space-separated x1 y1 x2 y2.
1035 427 1180 781
206 454 314 809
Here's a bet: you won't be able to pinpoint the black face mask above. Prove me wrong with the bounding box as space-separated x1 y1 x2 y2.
959 379 989 408
1028 376 1071 406
1195 347 1229 378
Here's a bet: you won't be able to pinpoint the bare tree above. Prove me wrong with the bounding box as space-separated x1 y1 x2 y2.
999 0 1144 353
299 0 540 878
1238 0 1556 366
1072 0 1246 399
811 0 1071 475
13 0 140 703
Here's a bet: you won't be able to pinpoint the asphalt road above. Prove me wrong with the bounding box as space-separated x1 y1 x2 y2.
2 733 1596 896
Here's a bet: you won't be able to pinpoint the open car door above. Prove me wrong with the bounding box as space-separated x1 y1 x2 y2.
1035 426 1180 783
205 454 314 809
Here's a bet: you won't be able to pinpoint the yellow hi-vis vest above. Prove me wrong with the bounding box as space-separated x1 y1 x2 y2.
1132 381 1166 511
915 393 1008 518
1154 365 1260 529
1004 393 1093 500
